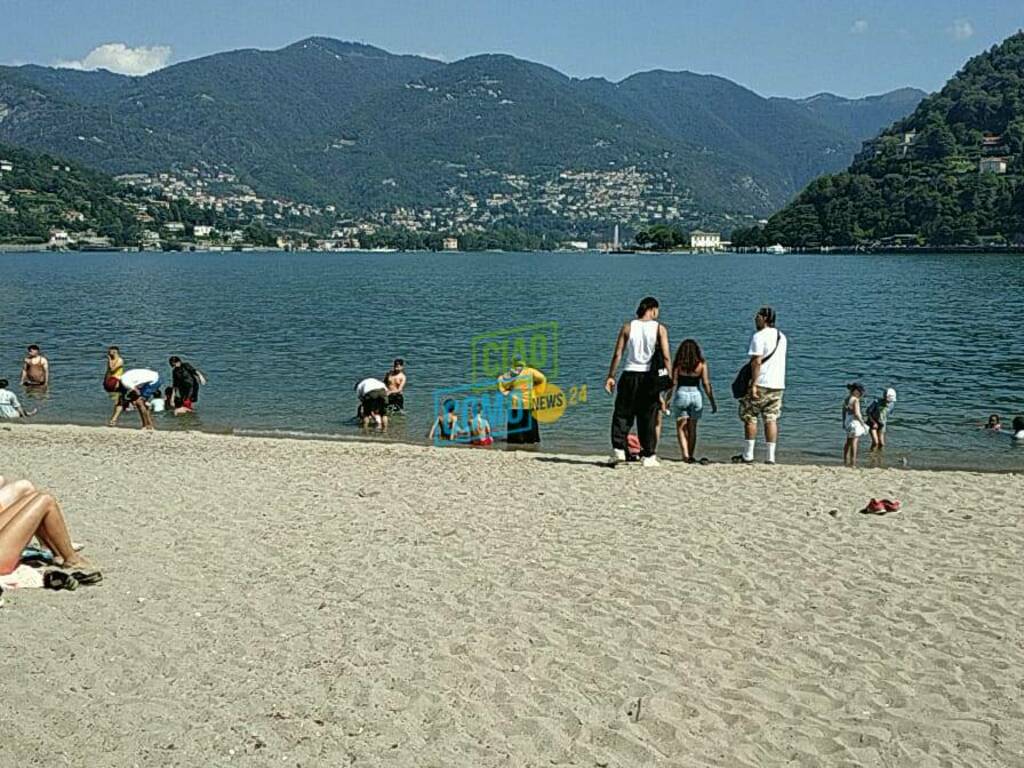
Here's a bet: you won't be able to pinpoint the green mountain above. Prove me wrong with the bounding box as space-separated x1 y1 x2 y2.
0 37 923 227
756 34 1024 247
776 88 926 143
0 142 141 243
579 70 865 199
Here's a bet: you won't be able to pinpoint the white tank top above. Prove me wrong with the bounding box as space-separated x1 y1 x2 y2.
624 319 659 372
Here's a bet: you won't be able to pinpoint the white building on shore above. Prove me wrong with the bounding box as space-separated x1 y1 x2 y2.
690 230 722 251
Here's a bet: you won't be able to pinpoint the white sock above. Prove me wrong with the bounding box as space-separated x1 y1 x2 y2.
742 439 755 461
766 442 777 463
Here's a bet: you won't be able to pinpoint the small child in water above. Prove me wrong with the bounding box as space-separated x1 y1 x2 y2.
984 414 1002 431
866 387 897 449
843 382 869 466
469 403 493 446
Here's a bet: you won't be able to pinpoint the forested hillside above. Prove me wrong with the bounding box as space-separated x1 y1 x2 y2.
747 33 1024 247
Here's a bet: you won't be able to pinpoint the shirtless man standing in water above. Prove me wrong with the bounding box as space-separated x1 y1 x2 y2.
21 345 49 387
384 358 407 412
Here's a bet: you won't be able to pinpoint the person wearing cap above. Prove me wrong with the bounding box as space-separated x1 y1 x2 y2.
105 368 160 429
383 358 407 413
733 306 788 465
866 388 897 450
843 382 870 466
497 356 547 446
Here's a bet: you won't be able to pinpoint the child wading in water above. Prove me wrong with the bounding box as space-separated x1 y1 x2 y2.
469 402 493 446
866 387 897 450
843 383 870 466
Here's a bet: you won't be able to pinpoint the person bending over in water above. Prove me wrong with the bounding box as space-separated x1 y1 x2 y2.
355 377 389 430
0 476 90 575
168 356 204 414
21 344 49 387
384 358 407 413
105 369 160 429
0 379 37 419
866 388 897 449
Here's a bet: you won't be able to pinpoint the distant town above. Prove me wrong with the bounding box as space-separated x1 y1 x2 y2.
1 154 764 252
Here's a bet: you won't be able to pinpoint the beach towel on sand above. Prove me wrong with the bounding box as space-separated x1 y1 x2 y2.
0 564 45 590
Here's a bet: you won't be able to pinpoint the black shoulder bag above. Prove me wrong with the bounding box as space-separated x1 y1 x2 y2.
731 330 780 399
648 323 674 393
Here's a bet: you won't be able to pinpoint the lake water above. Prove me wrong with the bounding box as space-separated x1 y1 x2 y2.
1 250 1022 470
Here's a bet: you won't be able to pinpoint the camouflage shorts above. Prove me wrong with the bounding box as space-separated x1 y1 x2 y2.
739 388 784 423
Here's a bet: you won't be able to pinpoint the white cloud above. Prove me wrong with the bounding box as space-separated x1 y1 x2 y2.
850 19 869 35
950 19 974 41
56 43 172 76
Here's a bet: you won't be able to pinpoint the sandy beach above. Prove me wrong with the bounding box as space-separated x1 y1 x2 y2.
1 423 1022 767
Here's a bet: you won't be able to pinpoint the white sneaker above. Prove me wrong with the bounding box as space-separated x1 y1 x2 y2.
641 455 660 467
610 448 626 464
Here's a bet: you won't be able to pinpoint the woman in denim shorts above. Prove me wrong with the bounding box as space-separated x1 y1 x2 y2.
671 339 718 463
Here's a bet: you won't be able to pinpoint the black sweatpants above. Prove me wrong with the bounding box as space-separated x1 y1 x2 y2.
611 371 659 457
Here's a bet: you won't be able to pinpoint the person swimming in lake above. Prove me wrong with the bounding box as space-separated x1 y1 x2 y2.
843 382 869 467
428 399 461 444
21 344 49 387
983 414 1002 431
1012 416 1024 442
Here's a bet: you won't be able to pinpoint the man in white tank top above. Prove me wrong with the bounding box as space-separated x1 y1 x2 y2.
606 297 671 466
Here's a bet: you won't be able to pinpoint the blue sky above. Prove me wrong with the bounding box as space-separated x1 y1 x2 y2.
2 0 1020 97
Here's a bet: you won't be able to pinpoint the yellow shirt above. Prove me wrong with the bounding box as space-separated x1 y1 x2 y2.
497 366 547 410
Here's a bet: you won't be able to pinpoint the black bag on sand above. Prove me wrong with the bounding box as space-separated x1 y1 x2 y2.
731 330 780 399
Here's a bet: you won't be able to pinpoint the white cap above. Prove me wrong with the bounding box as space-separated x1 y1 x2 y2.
885 388 897 403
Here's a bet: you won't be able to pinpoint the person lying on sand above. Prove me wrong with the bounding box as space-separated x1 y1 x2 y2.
0 476 90 575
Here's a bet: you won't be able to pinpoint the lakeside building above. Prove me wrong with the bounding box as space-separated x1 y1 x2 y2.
979 157 1008 174
193 225 215 238
690 230 722 251
443 237 459 250
49 229 71 247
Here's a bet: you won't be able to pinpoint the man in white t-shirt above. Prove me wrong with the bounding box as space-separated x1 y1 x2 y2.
105 368 160 429
355 377 389 430
734 306 788 464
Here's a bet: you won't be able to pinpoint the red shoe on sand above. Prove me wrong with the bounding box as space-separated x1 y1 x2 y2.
862 498 886 514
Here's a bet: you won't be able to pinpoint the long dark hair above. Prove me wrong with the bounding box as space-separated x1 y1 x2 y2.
673 338 704 375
